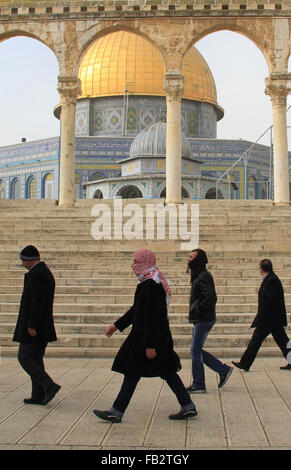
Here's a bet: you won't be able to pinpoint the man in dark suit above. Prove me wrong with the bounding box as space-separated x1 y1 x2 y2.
232 259 290 371
13 245 61 404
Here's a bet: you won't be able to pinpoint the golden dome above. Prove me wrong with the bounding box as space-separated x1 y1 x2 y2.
77 31 223 120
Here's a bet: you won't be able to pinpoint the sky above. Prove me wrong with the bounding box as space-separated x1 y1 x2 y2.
0 31 290 149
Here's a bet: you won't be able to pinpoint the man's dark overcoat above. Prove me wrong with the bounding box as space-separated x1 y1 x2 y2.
188 268 217 324
251 271 287 328
13 262 57 344
112 278 181 377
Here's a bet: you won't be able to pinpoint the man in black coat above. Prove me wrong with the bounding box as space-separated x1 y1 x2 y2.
93 249 197 423
13 245 61 404
232 259 290 372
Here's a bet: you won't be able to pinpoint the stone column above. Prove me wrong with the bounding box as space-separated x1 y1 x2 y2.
163 73 184 204
57 76 81 206
265 76 291 205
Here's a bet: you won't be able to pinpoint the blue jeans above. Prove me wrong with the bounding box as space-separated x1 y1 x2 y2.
191 321 229 388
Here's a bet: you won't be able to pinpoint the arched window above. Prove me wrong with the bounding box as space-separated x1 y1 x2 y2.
10 178 20 199
248 176 256 199
261 180 268 200
182 187 190 198
117 185 143 199
26 176 37 199
43 173 53 199
0 180 5 199
160 187 190 198
205 187 224 199
93 189 104 199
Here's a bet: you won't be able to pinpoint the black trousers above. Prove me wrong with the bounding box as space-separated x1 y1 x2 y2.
112 372 194 416
18 341 55 399
240 325 289 370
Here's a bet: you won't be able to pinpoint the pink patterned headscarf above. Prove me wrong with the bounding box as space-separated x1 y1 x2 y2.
132 249 171 309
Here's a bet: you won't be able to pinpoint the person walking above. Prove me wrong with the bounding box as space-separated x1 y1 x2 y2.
13 245 61 405
187 248 233 393
93 249 197 423
232 259 290 372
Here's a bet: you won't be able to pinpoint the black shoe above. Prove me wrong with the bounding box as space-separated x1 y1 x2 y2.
93 410 122 423
186 385 207 394
232 361 249 372
280 364 291 370
42 384 61 405
23 398 44 405
169 408 198 420
218 366 233 388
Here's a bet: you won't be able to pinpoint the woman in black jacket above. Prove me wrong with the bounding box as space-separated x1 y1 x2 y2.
187 249 233 393
93 249 197 423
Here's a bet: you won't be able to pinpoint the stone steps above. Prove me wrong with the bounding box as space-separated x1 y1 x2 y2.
0 330 287 362
0 199 291 358
0 331 284 349
2 321 291 337
0 302 285 315
1 269 291 280
0 345 283 359
0 312 274 325
3 274 285 286
2 292 291 305
1 243 291 253
3 284 291 295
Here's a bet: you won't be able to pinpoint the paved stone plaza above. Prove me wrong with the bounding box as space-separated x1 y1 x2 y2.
0 356 291 450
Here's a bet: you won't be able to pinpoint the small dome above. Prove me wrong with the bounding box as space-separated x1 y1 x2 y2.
129 122 191 159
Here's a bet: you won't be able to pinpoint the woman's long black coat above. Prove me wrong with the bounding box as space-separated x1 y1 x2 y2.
112 278 181 378
13 262 57 344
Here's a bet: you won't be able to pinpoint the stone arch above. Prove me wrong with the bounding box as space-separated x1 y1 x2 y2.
183 20 274 75
0 34 60 145
0 29 58 63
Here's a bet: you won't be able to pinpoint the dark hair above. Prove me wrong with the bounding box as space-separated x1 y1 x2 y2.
188 248 208 283
192 248 208 264
260 259 273 273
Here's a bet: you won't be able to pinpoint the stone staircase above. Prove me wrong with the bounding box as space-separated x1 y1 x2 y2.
0 198 291 359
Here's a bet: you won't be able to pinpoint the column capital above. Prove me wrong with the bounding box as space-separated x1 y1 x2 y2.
265 74 291 106
57 76 82 105
163 73 184 101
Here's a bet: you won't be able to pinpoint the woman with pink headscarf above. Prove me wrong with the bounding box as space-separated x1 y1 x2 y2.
93 249 197 423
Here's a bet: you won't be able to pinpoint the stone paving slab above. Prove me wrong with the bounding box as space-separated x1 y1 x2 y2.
0 357 291 451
